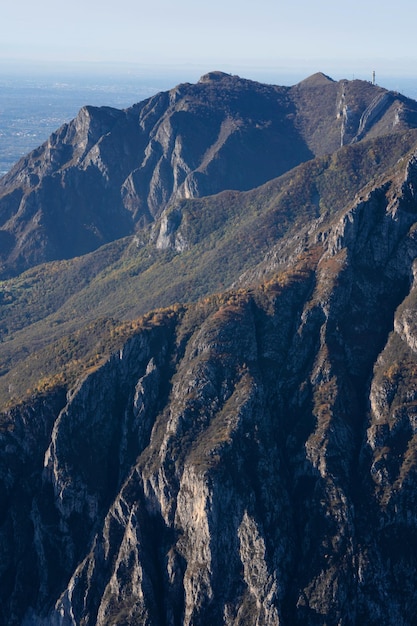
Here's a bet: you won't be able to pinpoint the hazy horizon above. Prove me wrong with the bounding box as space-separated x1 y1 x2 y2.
1 57 415 94
2 0 417 85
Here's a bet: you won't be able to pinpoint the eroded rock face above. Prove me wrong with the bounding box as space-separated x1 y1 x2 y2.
2 152 417 625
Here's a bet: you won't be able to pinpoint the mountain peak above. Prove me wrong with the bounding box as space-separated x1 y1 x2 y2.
297 71 335 86
198 70 234 83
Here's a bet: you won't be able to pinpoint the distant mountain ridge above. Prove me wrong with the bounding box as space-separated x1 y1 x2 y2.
1 71 417 277
2 72 417 625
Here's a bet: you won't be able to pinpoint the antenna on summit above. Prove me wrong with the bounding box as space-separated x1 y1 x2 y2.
372 70 376 85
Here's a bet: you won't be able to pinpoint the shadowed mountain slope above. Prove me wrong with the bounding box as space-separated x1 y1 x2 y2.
2 145 417 624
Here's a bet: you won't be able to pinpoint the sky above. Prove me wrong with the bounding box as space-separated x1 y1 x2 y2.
1 0 417 84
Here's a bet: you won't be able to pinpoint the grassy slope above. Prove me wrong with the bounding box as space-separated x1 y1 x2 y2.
1 129 417 410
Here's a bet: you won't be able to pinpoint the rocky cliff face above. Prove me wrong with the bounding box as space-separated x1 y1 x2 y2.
2 145 417 624
1 71 417 277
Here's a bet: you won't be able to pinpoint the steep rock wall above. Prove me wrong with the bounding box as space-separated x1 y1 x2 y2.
2 152 417 624
3 102 417 625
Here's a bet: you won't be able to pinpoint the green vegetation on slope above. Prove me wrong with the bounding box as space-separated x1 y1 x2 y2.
1 130 417 410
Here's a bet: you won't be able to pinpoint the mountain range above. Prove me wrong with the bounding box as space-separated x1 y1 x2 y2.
2 71 417 625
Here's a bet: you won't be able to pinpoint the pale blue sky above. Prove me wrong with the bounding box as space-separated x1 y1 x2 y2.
1 0 416 81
